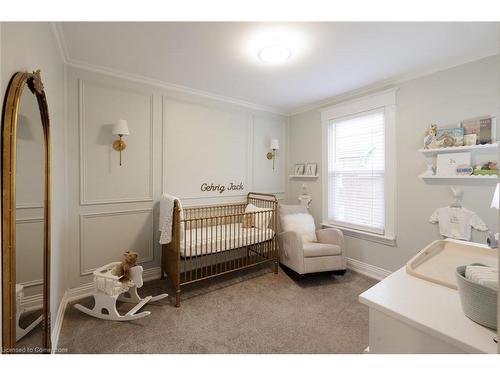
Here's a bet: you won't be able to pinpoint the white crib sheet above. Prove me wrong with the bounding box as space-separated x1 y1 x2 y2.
180 223 274 257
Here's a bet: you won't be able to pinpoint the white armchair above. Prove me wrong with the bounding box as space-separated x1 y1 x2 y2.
278 204 346 275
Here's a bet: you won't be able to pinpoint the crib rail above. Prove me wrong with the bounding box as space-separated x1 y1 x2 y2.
161 192 278 307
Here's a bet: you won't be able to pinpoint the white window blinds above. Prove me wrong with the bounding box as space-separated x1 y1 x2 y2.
327 109 385 234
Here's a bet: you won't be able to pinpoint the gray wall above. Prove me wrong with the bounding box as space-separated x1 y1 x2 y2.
287 55 499 272
0 22 68 339
65 66 287 289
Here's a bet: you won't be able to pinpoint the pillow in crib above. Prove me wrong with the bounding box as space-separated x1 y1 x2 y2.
244 203 272 230
281 213 317 243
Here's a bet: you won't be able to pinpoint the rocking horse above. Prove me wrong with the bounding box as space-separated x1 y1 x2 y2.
74 262 167 321
16 284 43 341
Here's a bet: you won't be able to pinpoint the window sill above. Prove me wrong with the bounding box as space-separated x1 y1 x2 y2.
321 222 397 247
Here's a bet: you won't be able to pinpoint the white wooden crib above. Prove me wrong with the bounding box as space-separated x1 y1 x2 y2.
75 262 167 321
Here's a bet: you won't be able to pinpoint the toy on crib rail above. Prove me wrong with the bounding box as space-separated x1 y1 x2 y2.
74 251 167 321
111 250 139 282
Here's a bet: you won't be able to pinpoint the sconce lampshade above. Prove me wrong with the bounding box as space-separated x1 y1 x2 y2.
113 120 130 136
270 139 279 150
491 183 499 210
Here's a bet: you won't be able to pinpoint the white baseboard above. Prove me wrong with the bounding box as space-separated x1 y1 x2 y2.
51 266 162 353
20 293 43 312
347 257 392 281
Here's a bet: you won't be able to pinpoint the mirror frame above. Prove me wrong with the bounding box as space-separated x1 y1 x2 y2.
1 71 51 353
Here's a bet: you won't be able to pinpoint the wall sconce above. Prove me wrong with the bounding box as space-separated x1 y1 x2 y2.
266 139 279 170
112 119 130 166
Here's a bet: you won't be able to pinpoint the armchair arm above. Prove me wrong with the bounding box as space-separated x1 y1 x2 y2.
316 228 346 269
278 230 305 273
316 227 344 248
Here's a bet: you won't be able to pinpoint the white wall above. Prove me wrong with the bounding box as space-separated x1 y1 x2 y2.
65 66 287 288
0 22 68 342
287 55 500 272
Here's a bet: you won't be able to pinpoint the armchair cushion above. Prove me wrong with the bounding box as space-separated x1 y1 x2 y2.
281 213 318 243
303 242 342 257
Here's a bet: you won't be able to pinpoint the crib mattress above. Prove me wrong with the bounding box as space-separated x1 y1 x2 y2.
180 223 274 257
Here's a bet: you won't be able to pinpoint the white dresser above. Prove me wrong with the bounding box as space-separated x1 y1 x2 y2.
359 267 498 354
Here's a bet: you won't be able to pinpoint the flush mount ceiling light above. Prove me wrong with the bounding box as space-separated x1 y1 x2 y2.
258 45 292 64
245 27 305 65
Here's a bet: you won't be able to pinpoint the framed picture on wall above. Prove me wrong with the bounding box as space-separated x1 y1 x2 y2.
305 163 317 176
294 164 305 175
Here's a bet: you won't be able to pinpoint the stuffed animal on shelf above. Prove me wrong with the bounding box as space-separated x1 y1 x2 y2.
423 124 438 149
112 251 139 282
473 161 498 176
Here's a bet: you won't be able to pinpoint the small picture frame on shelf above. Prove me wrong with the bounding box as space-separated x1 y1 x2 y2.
305 163 317 176
436 152 471 176
461 116 496 145
294 164 305 175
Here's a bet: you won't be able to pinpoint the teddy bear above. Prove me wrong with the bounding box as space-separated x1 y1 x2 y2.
111 251 139 283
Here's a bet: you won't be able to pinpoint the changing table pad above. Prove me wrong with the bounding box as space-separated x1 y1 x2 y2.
406 239 497 289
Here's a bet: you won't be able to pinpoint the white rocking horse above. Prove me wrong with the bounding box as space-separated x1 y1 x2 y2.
16 284 43 341
74 262 167 321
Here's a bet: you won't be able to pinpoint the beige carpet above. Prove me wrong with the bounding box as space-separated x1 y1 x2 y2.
58 265 377 354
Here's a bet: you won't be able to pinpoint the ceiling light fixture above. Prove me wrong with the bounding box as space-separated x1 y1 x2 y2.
258 45 292 64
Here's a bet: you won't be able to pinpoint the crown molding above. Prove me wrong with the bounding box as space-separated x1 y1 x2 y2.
51 22 498 118
50 22 69 64
65 58 288 115
51 22 286 115
289 53 500 116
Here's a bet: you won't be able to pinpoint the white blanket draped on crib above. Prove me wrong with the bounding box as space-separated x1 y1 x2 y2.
159 194 183 245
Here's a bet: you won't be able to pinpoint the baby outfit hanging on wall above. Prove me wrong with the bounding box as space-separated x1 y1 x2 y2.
429 206 488 241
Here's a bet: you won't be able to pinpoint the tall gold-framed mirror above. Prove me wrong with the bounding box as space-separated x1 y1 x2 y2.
1 71 51 353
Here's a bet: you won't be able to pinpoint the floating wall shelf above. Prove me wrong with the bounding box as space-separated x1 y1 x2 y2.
418 174 498 181
418 141 498 183
418 142 498 155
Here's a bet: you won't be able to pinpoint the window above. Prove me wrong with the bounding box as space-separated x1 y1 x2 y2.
327 109 385 234
321 89 396 245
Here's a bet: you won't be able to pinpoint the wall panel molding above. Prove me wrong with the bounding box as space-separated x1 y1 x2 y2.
79 208 154 276
162 96 254 199
78 79 154 206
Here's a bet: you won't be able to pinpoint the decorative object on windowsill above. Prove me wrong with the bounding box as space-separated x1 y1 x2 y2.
423 124 438 149
436 152 471 176
305 162 317 176
112 119 130 166
74 252 167 321
473 162 498 176
266 139 279 170
294 163 305 175
298 183 312 208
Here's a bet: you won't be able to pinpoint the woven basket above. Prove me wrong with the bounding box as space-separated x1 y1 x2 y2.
456 264 498 330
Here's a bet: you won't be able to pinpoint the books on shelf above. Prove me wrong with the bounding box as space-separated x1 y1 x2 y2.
436 127 464 147
461 116 495 145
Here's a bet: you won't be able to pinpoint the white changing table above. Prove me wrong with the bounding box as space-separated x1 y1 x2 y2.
359 267 498 354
